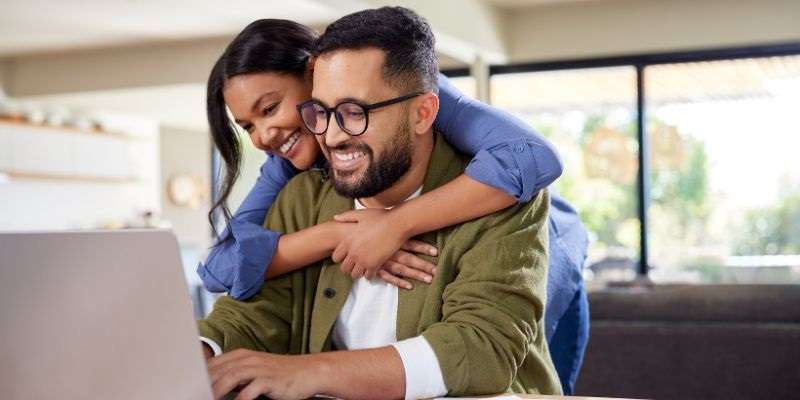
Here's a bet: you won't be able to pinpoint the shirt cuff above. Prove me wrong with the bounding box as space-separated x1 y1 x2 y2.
392 336 448 400
200 337 222 357
465 147 525 201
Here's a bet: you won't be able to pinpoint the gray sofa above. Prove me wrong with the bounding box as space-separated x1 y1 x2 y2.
575 284 800 400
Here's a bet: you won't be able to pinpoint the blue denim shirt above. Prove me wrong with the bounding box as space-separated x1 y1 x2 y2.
198 74 587 340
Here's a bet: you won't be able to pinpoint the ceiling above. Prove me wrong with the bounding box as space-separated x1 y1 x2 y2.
4 0 518 129
486 0 598 9
0 0 606 57
0 0 338 56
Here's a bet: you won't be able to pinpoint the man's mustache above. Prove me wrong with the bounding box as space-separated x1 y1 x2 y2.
324 140 373 157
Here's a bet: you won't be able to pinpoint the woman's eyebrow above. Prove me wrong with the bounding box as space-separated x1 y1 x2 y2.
250 91 279 112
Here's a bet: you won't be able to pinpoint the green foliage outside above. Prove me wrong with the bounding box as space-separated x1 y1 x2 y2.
527 110 800 283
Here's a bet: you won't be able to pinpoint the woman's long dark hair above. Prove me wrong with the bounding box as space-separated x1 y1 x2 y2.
207 19 317 237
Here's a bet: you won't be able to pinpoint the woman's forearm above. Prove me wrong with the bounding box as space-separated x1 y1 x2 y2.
265 221 344 279
390 174 516 238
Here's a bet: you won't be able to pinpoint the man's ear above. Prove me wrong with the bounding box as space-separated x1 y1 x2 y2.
304 55 317 83
306 55 318 72
412 92 439 135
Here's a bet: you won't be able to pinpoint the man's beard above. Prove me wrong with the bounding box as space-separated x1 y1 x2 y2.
327 119 413 199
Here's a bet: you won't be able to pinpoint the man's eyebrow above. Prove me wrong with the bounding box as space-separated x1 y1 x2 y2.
310 96 368 106
309 96 329 107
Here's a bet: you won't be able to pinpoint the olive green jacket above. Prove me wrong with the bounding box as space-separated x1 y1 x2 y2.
198 133 561 396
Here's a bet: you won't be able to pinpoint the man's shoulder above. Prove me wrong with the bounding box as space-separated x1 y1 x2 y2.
266 169 335 232
281 169 331 198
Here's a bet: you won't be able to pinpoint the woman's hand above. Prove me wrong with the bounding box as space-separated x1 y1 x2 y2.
332 209 438 289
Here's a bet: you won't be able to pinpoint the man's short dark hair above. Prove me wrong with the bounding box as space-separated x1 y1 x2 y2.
314 6 439 94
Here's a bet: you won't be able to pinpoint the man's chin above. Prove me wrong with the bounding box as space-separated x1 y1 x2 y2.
331 170 363 195
332 166 366 183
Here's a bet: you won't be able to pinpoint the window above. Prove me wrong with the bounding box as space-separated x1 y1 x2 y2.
446 76 477 100
486 44 800 285
646 56 800 283
492 67 640 283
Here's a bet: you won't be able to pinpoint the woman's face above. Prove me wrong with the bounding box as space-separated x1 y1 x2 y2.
223 72 320 170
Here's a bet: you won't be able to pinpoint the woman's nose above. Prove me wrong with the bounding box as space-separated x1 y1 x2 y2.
252 124 279 150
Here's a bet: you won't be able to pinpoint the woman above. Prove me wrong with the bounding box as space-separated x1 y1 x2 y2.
198 19 565 297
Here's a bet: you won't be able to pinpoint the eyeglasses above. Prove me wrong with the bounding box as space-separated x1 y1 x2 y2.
296 92 423 136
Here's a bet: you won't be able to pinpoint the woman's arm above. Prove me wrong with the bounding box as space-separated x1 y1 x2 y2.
197 154 297 299
199 153 437 298
390 73 567 237
333 74 564 278
434 73 563 201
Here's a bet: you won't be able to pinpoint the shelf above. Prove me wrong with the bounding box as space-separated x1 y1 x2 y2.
0 170 143 184
0 117 146 141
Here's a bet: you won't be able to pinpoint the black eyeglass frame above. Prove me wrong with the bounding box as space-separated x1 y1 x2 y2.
296 92 424 136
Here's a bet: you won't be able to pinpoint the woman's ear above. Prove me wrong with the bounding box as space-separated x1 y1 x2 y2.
412 92 440 136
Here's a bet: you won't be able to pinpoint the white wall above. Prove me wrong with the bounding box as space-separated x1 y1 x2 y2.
158 125 211 250
504 0 800 63
0 117 160 231
0 60 7 94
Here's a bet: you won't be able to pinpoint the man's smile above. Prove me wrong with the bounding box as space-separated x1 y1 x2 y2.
330 149 368 172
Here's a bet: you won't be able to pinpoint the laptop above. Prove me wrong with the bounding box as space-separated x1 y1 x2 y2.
0 230 213 400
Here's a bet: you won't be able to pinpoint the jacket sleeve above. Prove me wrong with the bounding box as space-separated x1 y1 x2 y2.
197 154 298 299
422 190 552 395
197 274 296 354
435 73 563 202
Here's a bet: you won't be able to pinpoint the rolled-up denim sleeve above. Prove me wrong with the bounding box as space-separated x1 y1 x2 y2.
196 154 298 299
434 73 563 202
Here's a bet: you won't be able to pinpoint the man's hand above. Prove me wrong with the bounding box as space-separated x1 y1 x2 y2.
332 208 438 288
207 349 322 400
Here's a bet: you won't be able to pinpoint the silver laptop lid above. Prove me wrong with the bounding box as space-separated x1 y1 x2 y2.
0 230 213 400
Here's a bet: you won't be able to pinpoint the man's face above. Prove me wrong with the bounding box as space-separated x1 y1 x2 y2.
311 48 414 198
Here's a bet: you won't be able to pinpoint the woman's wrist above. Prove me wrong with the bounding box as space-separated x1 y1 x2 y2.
320 220 348 250
387 203 421 239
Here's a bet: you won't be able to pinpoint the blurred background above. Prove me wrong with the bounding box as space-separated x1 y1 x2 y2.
1 1 799 399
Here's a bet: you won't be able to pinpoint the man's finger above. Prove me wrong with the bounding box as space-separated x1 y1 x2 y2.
378 269 413 290
392 250 437 275
209 352 263 387
402 240 438 256
234 377 272 400
212 366 259 400
385 260 431 284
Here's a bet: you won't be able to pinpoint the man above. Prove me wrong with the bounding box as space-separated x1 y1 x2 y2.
198 7 561 400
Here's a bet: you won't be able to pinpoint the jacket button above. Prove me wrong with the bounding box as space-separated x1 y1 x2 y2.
323 288 336 298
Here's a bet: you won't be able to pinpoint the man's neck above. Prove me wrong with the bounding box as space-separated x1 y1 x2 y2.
358 132 434 209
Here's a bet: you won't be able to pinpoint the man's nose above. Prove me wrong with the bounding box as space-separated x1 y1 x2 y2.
324 116 351 150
